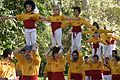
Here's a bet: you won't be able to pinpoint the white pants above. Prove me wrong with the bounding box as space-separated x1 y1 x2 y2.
103 44 114 57
51 28 63 47
25 29 36 46
103 75 112 80
71 32 82 53
85 76 90 80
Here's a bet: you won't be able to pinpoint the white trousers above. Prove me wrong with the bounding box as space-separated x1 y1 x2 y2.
103 75 112 80
51 28 63 47
85 76 90 80
25 29 36 46
71 32 82 53
103 44 114 57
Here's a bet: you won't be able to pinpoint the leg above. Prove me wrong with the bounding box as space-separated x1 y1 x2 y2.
76 32 82 51
92 45 95 56
51 34 57 47
55 28 63 53
25 29 31 46
71 32 77 53
31 29 37 45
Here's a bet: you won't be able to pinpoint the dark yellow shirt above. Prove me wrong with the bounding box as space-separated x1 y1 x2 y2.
15 51 41 76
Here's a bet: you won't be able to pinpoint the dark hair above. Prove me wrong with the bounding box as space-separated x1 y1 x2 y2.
115 55 120 62
93 55 99 59
105 57 109 60
93 22 99 29
24 0 35 12
84 56 89 59
112 50 117 54
72 50 79 55
3 48 13 58
52 46 60 58
73 6 81 14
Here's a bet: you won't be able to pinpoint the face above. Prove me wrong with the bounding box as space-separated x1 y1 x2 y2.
93 57 98 62
8 52 14 60
112 53 116 57
85 58 88 62
74 9 79 17
24 53 32 60
26 4 32 12
105 58 109 64
53 6 60 15
72 52 78 61
94 32 99 37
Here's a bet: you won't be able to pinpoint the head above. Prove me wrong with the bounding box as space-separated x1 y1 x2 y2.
52 46 60 59
93 55 99 62
73 6 81 17
53 5 60 15
72 50 79 62
24 0 35 12
93 22 99 29
94 31 100 37
112 50 117 57
84 56 89 62
104 57 109 64
3 48 14 60
114 55 120 62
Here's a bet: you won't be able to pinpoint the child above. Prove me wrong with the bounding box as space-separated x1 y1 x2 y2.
66 50 84 80
62 6 96 53
83 56 91 80
0 0 43 50
90 55 103 80
45 46 66 80
85 31 108 57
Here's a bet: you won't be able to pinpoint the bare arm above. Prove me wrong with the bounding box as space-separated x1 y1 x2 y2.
0 16 16 20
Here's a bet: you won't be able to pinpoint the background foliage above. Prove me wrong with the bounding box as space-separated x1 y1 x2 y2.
0 0 120 76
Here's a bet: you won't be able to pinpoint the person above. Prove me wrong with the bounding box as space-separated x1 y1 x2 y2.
14 45 41 80
45 5 78 53
89 55 103 80
45 46 66 80
102 57 111 80
110 55 120 80
0 0 44 50
43 55 52 80
83 56 91 80
62 6 96 53
66 50 84 80
101 31 119 57
0 48 17 80
85 31 108 57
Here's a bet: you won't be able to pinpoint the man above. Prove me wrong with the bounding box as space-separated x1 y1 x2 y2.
0 48 17 80
14 45 41 80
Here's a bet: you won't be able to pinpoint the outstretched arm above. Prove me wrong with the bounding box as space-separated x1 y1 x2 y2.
0 16 16 20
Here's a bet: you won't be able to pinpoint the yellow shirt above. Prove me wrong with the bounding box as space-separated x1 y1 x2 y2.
16 13 40 21
47 55 66 72
15 50 41 76
62 17 95 29
83 62 90 71
66 51 83 73
48 15 66 22
44 61 52 73
85 37 108 45
90 61 103 71
110 62 120 74
0 58 16 78
82 29 112 36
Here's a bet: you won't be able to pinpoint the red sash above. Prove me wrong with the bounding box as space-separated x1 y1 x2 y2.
23 19 36 29
112 74 120 80
90 70 102 80
103 71 111 75
51 22 62 37
48 72 52 80
22 75 38 80
72 26 82 32
85 70 91 76
70 73 82 80
93 42 99 55
51 72 65 80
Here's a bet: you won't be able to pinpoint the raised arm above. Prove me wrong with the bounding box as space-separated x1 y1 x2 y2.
0 16 16 20
85 38 94 43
